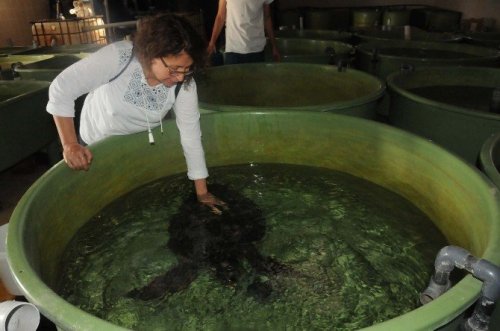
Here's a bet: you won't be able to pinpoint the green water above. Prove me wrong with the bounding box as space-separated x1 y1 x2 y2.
58 163 447 331
410 85 495 112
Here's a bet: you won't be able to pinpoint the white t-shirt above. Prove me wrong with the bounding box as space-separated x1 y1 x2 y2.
225 0 273 54
46 41 208 180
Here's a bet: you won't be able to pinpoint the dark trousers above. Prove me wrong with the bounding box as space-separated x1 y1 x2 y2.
224 51 265 65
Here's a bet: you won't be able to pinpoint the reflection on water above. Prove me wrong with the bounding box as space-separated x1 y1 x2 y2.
59 163 447 331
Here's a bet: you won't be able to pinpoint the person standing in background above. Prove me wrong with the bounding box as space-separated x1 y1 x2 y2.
207 0 280 64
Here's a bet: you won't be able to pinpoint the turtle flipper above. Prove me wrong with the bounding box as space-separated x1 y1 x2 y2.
128 262 199 300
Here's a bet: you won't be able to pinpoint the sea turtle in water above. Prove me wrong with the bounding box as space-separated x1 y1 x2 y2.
128 184 289 301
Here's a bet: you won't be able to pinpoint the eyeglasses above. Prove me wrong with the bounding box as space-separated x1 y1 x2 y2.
160 57 194 78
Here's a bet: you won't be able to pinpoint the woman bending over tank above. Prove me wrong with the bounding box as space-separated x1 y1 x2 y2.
47 13 225 213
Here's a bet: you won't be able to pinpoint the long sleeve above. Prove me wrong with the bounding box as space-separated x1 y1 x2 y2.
174 81 209 180
46 42 129 117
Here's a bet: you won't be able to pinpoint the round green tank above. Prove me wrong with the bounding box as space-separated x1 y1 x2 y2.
0 55 53 80
351 8 382 29
0 80 57 171
427 9 462 32
356 40 500 79
7 111 500 330
410 8 461 32
14 54 87 81
381 8 410 27
479 133 500 189
277 9 301 30
387 67 500 163
196 63 384 118
354 26 462 44
275 29 353 43
0 46 33 56
267 38 354 64
463 32 500 49
16 44 104 55
304 7 350 30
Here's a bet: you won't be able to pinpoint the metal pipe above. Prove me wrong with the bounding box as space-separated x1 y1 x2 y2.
102 0 115 41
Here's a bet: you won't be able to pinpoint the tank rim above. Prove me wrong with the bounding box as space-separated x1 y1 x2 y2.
386 66 500 120
198 63 386 112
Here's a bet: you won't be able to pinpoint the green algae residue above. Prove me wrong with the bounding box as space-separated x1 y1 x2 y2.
58 163 447 330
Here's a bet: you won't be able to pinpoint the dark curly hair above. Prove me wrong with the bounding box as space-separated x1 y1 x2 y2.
133 13 207 83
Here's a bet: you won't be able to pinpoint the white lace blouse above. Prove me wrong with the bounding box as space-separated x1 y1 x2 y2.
46 40 208 180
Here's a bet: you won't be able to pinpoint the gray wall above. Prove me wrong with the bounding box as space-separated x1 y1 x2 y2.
0 0 50 46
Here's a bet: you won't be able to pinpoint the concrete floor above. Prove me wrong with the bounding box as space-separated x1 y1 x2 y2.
0 154 51 226
0 154 56 330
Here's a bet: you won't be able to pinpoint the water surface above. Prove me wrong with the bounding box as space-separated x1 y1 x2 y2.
59 163 447 330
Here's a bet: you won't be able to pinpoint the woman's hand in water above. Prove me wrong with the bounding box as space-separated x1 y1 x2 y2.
197 192 227 215
62 143 93 171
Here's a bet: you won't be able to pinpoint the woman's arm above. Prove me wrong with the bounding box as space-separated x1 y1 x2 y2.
264 4 280 62
53 115 93 171
47 43 126 118
208 0 227 55
174 82 226 213
47 42 130 170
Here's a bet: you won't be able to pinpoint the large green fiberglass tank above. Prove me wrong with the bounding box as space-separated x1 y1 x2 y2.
267 38 354 64
14 54 87 81
275 29 353 43
15 44 104 55
353 26 462 44
387 67 500 164
0 55 53 80
7 111 500 331
479 133 500 189
196 63 384 118
0 80 57 171
356 39 500 79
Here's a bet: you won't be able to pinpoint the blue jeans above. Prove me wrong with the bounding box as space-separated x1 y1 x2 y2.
224 51 265 65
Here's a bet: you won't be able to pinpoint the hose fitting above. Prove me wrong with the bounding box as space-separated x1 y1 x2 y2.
421 246 500 331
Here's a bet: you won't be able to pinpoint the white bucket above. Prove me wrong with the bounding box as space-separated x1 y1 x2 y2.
0 301 40 331
0 224 23 296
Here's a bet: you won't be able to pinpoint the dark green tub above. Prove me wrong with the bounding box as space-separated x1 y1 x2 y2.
303 7 350 30
0 55 53 80
381 8 410 27
387 67 500 163
356 39 500 79
479 133 500 189
0 80 58 171
7 111 500 330
0 46 33 56
351 8 382 29
410 8 462 32
267 38 354 64
15 44 104 55
275 29 353 43
462 32 500 49
14 54 87 81
196 63 384 118
277 9 301 30
354 26 462 44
